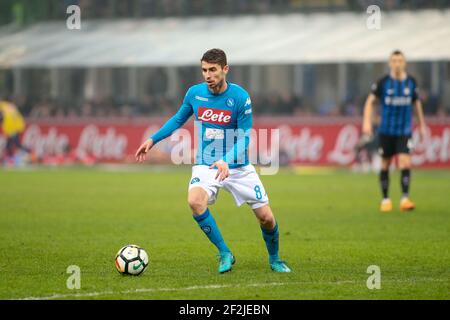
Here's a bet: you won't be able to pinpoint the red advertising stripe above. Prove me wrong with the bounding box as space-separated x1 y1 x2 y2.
1 118 449 167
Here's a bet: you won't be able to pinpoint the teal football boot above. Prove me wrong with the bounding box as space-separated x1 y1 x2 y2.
218 252 235 273
270 260 292 273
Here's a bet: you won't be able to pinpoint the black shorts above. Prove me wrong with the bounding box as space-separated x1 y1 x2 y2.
378 134 412 158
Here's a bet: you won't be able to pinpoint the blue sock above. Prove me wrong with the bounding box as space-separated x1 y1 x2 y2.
193 208 230 254
261 223 280 264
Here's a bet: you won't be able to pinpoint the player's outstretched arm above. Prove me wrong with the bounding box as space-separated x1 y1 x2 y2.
135 90 194 163
135 138 154 162
362 93 377 136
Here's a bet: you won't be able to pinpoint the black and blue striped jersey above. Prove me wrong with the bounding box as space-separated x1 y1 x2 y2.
371 75 419 136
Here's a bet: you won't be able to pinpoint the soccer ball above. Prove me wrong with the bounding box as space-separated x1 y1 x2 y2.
115 244 149 275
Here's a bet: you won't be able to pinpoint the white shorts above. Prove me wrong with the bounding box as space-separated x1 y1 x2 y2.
188 164 269 209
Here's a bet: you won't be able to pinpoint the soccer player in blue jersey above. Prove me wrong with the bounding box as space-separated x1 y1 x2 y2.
135 49 291 273
362 50 427 212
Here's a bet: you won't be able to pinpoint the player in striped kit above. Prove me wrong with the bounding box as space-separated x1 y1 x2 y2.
362 50 427 212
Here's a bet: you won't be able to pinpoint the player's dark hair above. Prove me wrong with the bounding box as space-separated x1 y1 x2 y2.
201 49 227 68
391 50 404 57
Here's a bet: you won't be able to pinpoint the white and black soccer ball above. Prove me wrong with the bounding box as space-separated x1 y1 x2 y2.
115 244 149 275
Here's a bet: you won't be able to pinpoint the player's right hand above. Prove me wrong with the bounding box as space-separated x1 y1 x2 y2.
362 123 373 137
135 139 154 162
210 160 229 182
419 124 427 143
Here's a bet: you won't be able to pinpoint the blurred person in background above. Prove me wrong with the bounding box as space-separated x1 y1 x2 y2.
362 50 426 213
0 98 31 163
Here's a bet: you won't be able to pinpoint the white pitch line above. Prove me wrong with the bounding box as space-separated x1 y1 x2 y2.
17 282 292 300
14 278 448 300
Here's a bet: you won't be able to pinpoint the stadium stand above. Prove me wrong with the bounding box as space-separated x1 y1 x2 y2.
0 6 449 118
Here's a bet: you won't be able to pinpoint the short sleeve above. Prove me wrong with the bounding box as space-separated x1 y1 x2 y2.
371 78 384 98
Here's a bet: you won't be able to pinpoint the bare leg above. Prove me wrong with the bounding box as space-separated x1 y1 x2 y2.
252 204 276 230
188 187 209 215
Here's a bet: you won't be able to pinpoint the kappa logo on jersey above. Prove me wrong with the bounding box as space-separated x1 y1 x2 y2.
244 97 251 106
198 107 232 124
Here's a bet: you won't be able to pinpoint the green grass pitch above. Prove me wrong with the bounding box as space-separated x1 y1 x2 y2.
0 166 449 300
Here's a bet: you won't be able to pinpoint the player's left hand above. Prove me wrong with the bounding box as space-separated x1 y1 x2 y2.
210 160 229 182
419 125 427 143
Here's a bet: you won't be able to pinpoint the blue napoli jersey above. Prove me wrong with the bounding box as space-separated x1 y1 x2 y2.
371 75 419 136
150 82 252 168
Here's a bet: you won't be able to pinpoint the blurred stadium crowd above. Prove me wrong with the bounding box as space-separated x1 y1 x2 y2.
1 0 449 25
0 0 449 169
0 0 449 119
2 86 443 120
